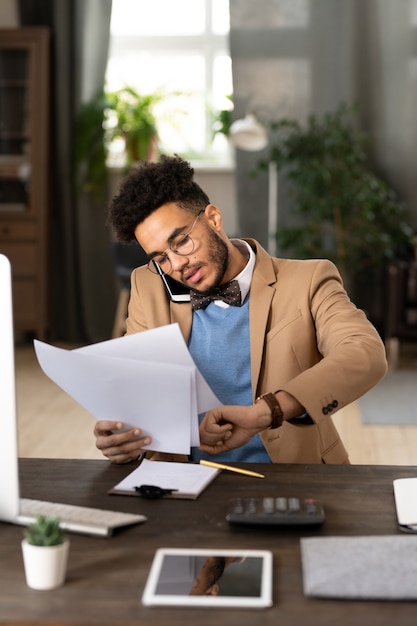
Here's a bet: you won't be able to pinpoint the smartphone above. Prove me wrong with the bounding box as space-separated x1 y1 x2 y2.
152 261 190 302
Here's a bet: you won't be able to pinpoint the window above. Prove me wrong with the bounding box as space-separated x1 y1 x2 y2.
106 0 232 165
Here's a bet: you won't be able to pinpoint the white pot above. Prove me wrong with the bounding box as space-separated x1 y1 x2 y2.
21 538 70 590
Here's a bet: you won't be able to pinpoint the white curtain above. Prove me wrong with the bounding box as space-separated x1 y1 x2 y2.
19 0 114 342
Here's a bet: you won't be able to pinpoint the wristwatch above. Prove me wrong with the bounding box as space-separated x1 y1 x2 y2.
255 392 284 429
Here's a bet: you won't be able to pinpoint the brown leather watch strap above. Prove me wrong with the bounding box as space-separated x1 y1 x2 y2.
256 393 284 429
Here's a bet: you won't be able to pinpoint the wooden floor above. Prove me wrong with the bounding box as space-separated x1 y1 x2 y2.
15 341 417 465
16 343 102 461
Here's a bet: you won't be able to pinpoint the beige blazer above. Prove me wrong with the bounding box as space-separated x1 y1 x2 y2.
126 239 387 464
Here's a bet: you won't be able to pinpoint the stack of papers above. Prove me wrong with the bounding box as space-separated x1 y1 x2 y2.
393 477 417 532
34 324 221 456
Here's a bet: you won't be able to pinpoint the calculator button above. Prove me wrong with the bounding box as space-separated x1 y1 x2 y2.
246 498 258 514
233 499 245 514
262 497 275 514
275 497 287 512
288 497 301 512
304 499 319 514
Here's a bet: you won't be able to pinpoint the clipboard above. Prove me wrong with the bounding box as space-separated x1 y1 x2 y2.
108 459 220 500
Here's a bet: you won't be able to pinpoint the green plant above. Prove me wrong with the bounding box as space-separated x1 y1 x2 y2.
106 85 162 165
75 89 110 202
23 515 65 547
211 95 233 139
258 103 414 282
75 86 163 201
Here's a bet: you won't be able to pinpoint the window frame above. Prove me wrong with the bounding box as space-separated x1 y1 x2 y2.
105 0 232 164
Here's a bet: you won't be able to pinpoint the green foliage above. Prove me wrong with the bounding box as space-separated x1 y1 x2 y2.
211 95 233 139
75 86 162 201
106 86 162 164
258 103 414 280
23 515 65 547
75 90 110 202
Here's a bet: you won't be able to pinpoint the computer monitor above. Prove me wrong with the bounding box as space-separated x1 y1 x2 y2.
0 253 20 521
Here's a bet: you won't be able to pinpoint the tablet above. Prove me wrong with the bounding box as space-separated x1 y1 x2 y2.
141 548 273 608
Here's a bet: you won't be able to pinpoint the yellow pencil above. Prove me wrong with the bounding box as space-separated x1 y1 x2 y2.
200 459 265 479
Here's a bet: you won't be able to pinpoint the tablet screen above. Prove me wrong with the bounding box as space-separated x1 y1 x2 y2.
142 548 273 608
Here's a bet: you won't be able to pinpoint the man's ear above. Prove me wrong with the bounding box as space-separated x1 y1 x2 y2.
205 204 223 231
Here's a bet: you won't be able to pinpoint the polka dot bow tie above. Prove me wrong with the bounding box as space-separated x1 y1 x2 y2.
190 280 241 311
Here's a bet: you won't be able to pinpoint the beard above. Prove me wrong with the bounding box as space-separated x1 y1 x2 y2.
198 227 229 294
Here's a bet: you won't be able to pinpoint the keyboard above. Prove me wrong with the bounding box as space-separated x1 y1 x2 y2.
18 498 147 537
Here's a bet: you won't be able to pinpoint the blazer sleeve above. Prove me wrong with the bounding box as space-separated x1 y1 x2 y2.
125 265 192 340
125 265 171 334
271 259 388 425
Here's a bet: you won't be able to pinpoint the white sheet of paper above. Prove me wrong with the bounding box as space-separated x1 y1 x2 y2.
110 458 220 498
33 324 221 455
393 478 417 526
76 324 220 413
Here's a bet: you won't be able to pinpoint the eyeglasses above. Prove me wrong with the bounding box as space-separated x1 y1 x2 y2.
146 210 204 275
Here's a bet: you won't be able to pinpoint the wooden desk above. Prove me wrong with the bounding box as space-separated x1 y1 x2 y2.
1 459 417 625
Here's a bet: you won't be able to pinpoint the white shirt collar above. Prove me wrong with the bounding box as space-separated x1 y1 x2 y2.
230 239 255 304
212 239 255 308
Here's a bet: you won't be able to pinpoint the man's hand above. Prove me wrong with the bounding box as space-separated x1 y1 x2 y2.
199 391 305 456
94 420 152 464
199 405 263 455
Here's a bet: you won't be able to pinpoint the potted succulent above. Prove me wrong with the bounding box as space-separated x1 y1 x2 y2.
21 515 69 590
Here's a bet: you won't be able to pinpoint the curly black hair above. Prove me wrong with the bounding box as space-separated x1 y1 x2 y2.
108 155 210 242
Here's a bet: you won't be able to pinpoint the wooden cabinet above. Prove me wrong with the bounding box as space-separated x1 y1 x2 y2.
0 27 50 340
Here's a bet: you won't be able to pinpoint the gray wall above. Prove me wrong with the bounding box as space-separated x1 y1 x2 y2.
0 0 18 26
109 166 238 237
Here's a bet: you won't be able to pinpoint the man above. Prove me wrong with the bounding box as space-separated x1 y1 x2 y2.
94 155 387 464
189 556 245 596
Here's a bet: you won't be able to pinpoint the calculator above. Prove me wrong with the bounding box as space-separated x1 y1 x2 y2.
226 496 325 526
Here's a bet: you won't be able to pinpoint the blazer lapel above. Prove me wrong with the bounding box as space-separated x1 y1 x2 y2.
245 239 278 398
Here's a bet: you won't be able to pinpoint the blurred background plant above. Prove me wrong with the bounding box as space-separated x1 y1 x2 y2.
211 94 233 140
75 89 110 203
105 86 162 165
75 85 164 203
258 103 414 286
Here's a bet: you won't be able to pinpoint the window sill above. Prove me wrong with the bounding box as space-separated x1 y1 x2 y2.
190 160 235 174
107 160 236 175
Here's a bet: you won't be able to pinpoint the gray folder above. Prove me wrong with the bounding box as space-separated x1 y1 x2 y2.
301 535 417 600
